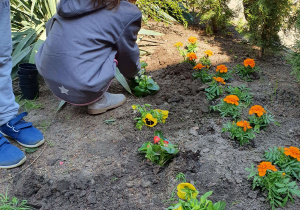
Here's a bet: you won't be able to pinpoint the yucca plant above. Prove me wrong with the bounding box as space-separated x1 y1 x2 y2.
10 0 57 78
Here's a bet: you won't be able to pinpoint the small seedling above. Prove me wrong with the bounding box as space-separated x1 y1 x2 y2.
104 118 116 125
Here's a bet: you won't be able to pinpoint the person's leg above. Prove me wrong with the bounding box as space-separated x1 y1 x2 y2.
0 0 26 168
0 0 19 125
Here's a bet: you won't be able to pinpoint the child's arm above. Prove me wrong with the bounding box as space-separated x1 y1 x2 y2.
115 12 142 79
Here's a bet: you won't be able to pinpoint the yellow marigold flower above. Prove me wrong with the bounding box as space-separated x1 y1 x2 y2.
282 173 286 176
257 162 277 177
236 121 252 132
177 183 198 200
249 105 266 117
213 77 225 85
216 65 228 73
223 95 239 106
204 50 213 57
155 109 169 123
188 36 197 44
174 42 183 47
193 63 205 70
187 52 197 61
284 146 300 161
142 113 158 127
131 105 137 110
244 58 255 68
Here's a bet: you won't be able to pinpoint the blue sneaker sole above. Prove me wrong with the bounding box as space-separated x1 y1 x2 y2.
0 156 26 169
0 131 45 148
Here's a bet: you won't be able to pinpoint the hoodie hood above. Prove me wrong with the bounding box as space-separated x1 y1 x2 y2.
57 0 107 18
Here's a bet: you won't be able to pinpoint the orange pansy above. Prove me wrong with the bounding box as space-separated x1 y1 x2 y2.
236 120 252 131
244 58 255 68
223 95 239 106
257 162 277 177
249 105 266 117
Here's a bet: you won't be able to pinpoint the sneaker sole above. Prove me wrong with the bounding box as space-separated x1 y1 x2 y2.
0 156 26 169
0 131 45 148
88 97 126 115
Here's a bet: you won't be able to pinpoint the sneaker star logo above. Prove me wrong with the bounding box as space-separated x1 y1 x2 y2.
59 86 69 95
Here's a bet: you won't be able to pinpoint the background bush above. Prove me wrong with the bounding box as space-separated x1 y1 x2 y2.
290 10 300 82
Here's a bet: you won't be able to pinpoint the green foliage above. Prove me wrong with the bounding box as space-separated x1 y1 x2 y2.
222 121 255 145
167 191 226 210
211 98 242 119
234 63 259 81
199 56 211 67
193 69 212 83
246 164 300 210
136 0 187 26
264 147 300 181
195 0 234 34
138 131 179 166
242 0 294 54
248 108 276 133
130 62 159 97
174 38 199 65
0 190 31 210
15 95 42 111
225 85 253 108
289 10 300 82
10 0 57 78
205 80 224 100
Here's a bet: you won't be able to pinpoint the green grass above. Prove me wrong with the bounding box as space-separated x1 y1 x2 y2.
0 190 31 210
15 96 42 111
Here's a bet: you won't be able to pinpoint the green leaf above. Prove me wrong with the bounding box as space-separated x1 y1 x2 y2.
56 100 67 112
138 29 164 36
115 67 132 94
25 147 38 153
200 191 213 203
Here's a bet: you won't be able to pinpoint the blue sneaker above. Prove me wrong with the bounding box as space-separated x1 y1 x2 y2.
0 112 44 148
0 133 26 168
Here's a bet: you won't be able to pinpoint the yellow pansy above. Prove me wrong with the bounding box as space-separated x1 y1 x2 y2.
142 113 158 127
177 183 198 200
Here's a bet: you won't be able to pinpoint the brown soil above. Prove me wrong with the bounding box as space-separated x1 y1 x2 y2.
1 21 300 210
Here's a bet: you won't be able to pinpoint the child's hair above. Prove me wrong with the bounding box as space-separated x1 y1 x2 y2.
91 0 120 9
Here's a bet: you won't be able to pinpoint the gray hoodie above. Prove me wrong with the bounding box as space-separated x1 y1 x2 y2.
35 0 141 105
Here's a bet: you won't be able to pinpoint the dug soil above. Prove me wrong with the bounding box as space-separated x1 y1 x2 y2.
1 21 300 210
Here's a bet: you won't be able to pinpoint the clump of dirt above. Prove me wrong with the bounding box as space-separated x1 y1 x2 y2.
1 21 300 209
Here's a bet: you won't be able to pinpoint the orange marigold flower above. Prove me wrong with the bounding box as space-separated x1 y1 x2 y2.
284 146 300 161
188 36 197 44
213 77 225 85
236 121 252 132
244 58 255 68
249 105 266 117
282 173 286 176
193 63 205 70
187 52 197 61
204 50 213 57
223 95 239 106
257 162 277 177
174 42 183 47
216 65 228 73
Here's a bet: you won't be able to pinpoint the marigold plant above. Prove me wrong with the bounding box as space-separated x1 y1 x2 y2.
174 37 198 65
264 146 300 180
234 58 259 81
192 63 212 83
244 58 255 68
205 77 225 100
133 104 168 130
174 42 183 47
216 65 228 73
225 85 253 107
215 64 232 80
222 121 255 145
138 131 179 166
188 36 197 44
248 105 277 132
246 163 300 209
204 50 213 57
211 95 242 119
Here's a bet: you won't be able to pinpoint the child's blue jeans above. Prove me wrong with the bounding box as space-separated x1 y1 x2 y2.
0 0 19 125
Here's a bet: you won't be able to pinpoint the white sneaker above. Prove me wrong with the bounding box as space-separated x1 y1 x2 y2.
88 92 126 115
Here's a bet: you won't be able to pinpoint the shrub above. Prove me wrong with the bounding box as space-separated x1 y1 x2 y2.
289 10 300 82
